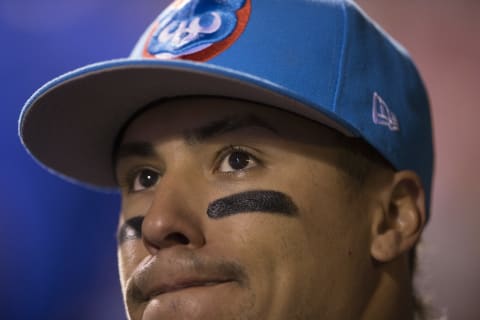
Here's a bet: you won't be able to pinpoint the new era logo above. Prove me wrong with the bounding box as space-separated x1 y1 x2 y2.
372 92 399 131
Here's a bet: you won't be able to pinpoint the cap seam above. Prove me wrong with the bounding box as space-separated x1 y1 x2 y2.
332 0 348 112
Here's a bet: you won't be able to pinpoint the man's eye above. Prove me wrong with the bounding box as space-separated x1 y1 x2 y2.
218 149 258 173
131 168 160 192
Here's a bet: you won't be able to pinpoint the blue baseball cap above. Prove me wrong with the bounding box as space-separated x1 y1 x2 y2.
18 0 434 214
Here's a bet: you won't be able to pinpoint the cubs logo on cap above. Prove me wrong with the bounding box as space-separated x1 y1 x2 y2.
142 0 251 61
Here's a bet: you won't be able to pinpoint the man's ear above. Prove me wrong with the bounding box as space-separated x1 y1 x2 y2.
370 171 426 262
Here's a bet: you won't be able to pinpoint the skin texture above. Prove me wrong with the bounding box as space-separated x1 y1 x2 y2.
114 97 426 320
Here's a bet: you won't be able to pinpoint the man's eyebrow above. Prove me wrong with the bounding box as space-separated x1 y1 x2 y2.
114 115 278 161
184 114 279 145
114 141 157 161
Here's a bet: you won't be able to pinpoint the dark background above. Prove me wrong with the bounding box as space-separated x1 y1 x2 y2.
1 0 478 319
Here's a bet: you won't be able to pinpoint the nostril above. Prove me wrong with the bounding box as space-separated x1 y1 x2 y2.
165 232 190 245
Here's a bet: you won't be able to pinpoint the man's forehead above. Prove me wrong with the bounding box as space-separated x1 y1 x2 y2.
115 96 347 163
119 97 290 142
115 112 280 162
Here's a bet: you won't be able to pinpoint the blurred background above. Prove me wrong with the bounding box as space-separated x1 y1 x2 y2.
1 0 478 319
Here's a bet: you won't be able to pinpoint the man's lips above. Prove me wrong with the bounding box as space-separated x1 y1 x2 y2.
147 278 235 299
126 252 248 304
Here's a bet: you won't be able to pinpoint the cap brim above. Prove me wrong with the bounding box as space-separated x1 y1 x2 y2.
19 58 358 189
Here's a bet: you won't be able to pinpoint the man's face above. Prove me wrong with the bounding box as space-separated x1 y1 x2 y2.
115 97 378 320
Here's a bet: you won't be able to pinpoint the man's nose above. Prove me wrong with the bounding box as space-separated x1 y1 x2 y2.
141 172 206 255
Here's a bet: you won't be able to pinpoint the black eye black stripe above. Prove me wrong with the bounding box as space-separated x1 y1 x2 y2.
117 216 144 244
207 190 298 219
117 190 298 244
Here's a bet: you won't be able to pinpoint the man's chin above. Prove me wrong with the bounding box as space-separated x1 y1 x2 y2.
129 281 254 320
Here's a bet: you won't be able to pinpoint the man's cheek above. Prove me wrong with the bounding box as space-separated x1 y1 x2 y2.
117 216 144 244
118 240 149 283
207 190 298 219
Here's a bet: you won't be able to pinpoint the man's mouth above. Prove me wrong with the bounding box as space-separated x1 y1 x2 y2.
147 279 235 299
126 252 248 304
